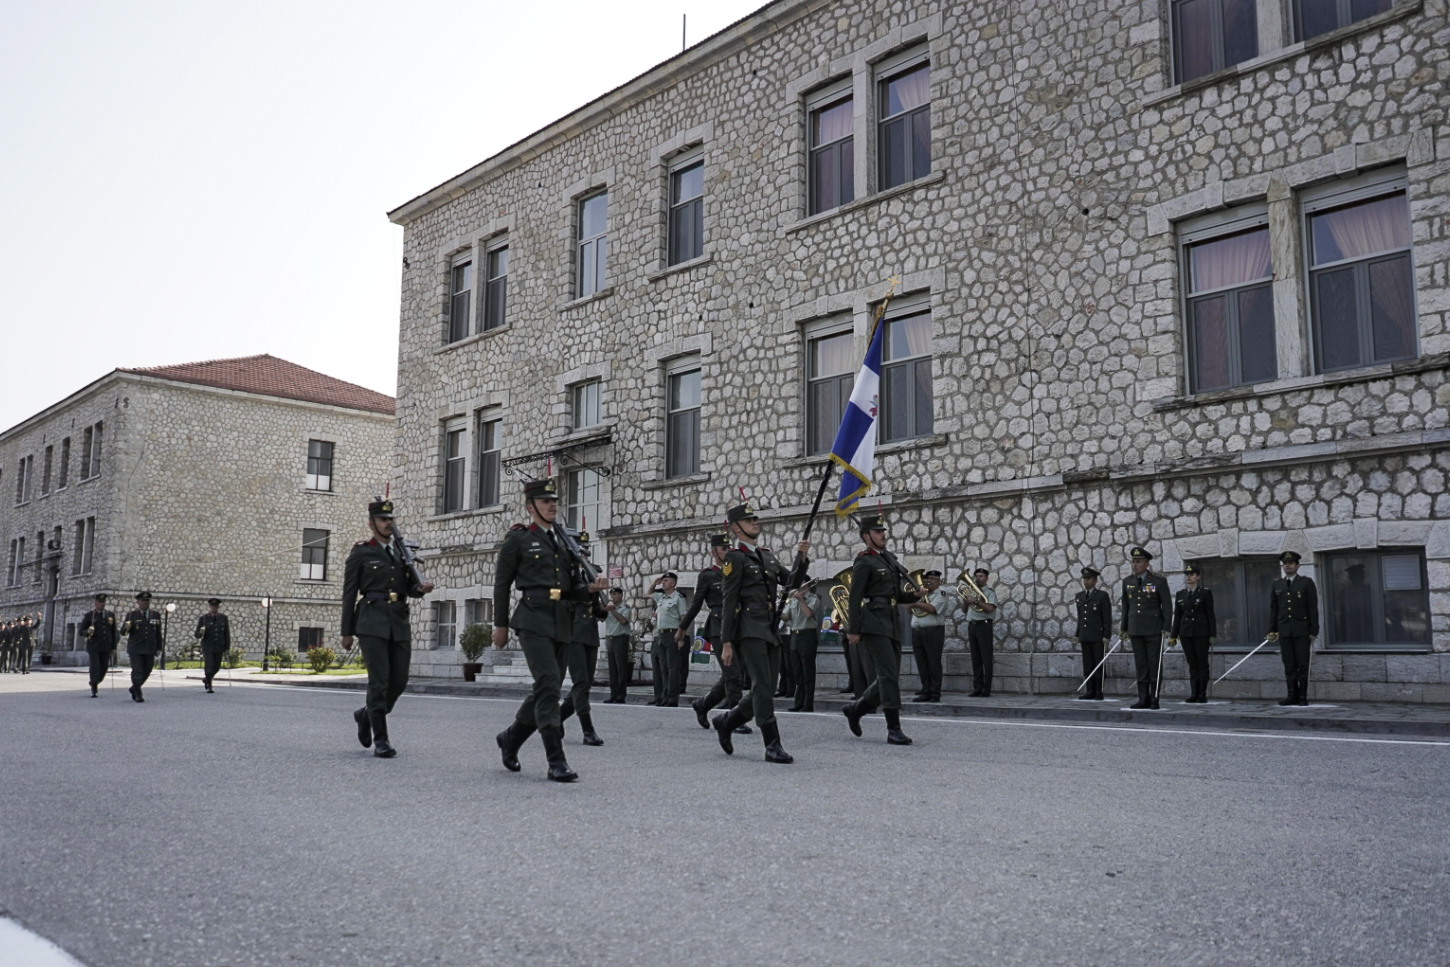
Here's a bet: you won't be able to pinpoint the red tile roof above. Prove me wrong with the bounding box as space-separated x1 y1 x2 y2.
122 355 395 415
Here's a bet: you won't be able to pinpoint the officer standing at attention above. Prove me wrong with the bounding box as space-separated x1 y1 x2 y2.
841 513 921 745
910 570 949 703
684 534 748 729
492 478 608 782
784 580 820 712
650 572 686 706
122 592 163 702
80 594 118 696
710 500 810 763
1268 551 1318 707
194 598 232 694
340 498 434 758
15 614 36 674
559 532 607 746
1071 567 1112 701
1121 547 1172 710
601 588 632 704
960 568 998 697
1169 563 1217 703
0 619 10 673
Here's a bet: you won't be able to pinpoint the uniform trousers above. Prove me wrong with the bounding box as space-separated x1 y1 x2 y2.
16 642 33 673
651 632 675 703
791 629 818 710
560 641 598 718
128 650 156 690
514 631 568 733
844 635 872 697
1278 636 1312 691
782 642 803 698
856 634 903 712
203 646 227 685
88 648 113 688
967 620 994 693
661 633 687 705
1129 635 1162 687
1080 639 1105 696
605 634 631 702
359 634 410 727
1180 636 1211 683
730 637 781 728
700 636 744 711
912 625 944 699
672 634 691 698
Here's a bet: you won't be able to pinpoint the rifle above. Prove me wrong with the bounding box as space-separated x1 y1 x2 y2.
387 514 428 589
552 523 608 612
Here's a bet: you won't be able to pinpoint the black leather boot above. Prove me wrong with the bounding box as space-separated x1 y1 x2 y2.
1297 675 1310 707
1129 683 1149 709
90 683 98 697
579 711 603 746
371 712 396 757
761 721 793 763
496 721 533 772
559 700 575 724
130 685 144 703
885 708 913 745
541 728 577 782
692 697 711 729
842 699 865 737
353 707 373 748
1148 682 1160 710
1278 675 1296 706
713 708 747 755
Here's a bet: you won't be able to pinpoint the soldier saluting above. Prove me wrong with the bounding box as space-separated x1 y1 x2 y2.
1169 563 1217 704
1268 551 1318 707
340 498 434 758
1120 547 1171 710
194 598 231 694
80 593 119 696
122 591 163 703
841 512 921 745
1072 567 1112 701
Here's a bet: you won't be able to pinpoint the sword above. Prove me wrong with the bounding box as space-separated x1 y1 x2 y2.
1155 635 1167 700
1076 636 1122 692
1213 638 1272 686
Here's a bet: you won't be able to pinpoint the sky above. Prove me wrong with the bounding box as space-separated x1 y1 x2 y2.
0 0 769 432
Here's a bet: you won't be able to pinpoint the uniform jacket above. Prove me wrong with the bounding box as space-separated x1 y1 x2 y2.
721 543 800 646
1073 588 1113 642
1269 574 1320 638
603 602 631 637
123 609 164 655
194 613 232 652
572 599 606 647
680 566 724 641
1120 572 1172 637
847 549 920 641
492 523 591 643
80 609 119 652
341 537 426 641
1171 587 1217 639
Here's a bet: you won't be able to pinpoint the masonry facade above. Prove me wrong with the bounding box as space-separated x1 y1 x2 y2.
0 356 394 664
388 0 1450 699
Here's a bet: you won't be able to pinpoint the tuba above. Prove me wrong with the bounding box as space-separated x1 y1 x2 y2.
827 567 854 625
956 569 986 608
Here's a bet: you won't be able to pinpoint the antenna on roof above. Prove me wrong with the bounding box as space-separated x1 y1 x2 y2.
682 13 686 51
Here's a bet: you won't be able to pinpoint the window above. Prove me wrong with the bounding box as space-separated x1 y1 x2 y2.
572 380 602 430
565 467 603 534
15 455 31 504
1296 0 1393 41
465 598 492 627
476 416 502 508
65 623 77 651
878 57 930 190
298 627 324 652
6 539 16 587
1325 550 1430 649
79 422 102 479
300 528 329 581
435 600 457 650
22 454 33 502
1173 0 1258 84
442 425 466 513
33 531 43 584
808 91 854 214
807 328 855 455
41 446 53 495
1306 182 1415 373
1183 221 1275 391
71 517 95 576
14 537 25 587
578 192 608 298
306 439 334 491
668 156 704 265
880 308 934 443
665 365 701 478
483 241 508 331
1197 558 1283 647
448 256 473 343
57 438 70 489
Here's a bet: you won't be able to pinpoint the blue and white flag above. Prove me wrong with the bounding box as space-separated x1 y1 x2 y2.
828 322 884 515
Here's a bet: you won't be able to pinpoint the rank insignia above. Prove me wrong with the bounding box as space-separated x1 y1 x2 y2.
722 562 733 577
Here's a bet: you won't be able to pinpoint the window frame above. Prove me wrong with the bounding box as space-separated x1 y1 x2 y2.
1323 548 1431 652
442 421 467 514
877 300 935 444
1294 0 1394 42
57 437 70 490
572 379 603 431
1178 204 1276 393
298 627 325 652
577 190 609 298
434 600 457 650
476 414 503 508
564 466 604 534
806 79 855 216
483 237 509 332
41 445 53 496
1195 557 1283 650
305 439 335 492
875 47 931 192
667 150 705 266
1172 0 1260 84
664 359 702 479
804 320 856 456
300 528 330 582
447 253 474 344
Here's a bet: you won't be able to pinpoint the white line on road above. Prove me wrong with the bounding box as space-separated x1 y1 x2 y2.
0 918 88 967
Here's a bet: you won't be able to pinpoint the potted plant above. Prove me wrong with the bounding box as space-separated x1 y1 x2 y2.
458 623 489 681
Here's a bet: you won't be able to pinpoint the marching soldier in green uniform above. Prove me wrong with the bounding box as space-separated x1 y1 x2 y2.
122 591 164 702
1169 563 1217 703
80 594 119 696
841 513 921 745
1072 567 1112 701
15 615 36 674
340 498 434 758
1120 547 1172 710
194 598 232 693
710 500 810 763
492 478 608 782
685 534 750 731
559 532 607 746
1268 550 1318 707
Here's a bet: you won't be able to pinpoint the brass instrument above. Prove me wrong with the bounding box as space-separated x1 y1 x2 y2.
956 569 987 609
905 568 932 616
827 567 854 625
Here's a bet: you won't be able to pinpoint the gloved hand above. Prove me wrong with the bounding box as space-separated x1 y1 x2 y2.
1266 632 1279 642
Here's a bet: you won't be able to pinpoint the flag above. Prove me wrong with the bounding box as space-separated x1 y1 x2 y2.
828 321 884 515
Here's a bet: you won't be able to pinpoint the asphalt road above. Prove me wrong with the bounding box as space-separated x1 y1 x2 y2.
2 671 1448 967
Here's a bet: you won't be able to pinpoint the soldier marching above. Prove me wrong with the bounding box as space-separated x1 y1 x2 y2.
194 597 231 693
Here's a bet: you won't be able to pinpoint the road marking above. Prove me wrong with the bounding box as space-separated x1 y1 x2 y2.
0 919 88 967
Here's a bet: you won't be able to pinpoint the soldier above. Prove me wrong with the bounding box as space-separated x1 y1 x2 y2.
1071 567 1112 701
960 567 998 697
841 513 921 745
80 594 119 696
1169 563 1217 704
559 532 607 746
194 598 231 693
684 534 750 731
0 619 10 673
15 615 35 674
601 588 632 704
909 570 949 703
340 498 434 758
1120 547 1172 710
122 591 164 702
1268 550 1318 707
710 500 810 763
492 478 607 782
649 572 686 706
784 579 820 712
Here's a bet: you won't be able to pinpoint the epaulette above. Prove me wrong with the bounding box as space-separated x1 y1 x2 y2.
510 523 529 531
857 549 874 557
354 540 369 546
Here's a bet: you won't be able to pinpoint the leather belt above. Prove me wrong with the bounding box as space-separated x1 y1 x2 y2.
363 592 400 603
969 619 993 625
868 596 897 606
520 589 563 603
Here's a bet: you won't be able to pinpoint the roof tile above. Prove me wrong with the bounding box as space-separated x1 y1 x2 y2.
122 355 394 415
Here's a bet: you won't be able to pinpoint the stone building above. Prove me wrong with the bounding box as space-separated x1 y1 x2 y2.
0 355 394 665
387 0 1450 700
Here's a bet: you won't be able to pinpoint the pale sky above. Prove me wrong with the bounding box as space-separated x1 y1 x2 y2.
0 0 768 432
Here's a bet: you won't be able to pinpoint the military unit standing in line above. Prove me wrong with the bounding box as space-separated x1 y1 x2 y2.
0 614 39 675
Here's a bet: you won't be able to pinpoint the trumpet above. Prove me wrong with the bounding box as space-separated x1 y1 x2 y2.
956 569 987 608
826 567 853 625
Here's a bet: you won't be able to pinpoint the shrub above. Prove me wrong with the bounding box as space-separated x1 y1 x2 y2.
458 623 490 663
307 646 336 673
222 648 246 669
268 648 295 669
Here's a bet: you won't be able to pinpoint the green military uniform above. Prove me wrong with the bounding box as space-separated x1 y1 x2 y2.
0 622 10 673
194 599 232 693
122 593 164 702
1120 547 1172 710
687 534 748 729
341 499 426 757
602 596 632 703
15 617 35 674
80 596 119 696
559 534 607 746
1073 567 1112 701
1268 551 1319 707
1171 565 1217 703
841 514 920 745
785 588 821 711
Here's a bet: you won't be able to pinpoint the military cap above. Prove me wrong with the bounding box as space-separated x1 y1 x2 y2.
1080 567 1100 579
368 498 395 518
135 590 152 601
207 597 222 606
726 501 758 524
1129 546 1153 561
609 587 624 595
1183 563 1201 576
856 513 886 534
576 531 592 554
973 566 990 576
1279 550 1302 564
709 533 731 548
661 571 678 581
523 478 559 500
93 593 108 602
924 569 942 578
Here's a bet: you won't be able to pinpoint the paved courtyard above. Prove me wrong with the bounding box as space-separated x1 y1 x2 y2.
2 670 1447 966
